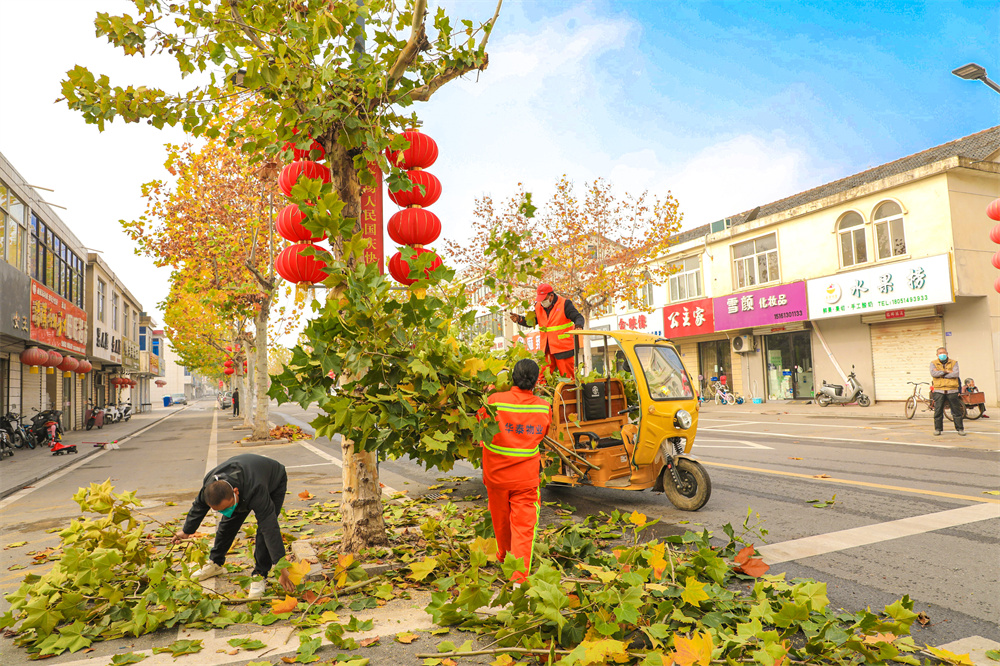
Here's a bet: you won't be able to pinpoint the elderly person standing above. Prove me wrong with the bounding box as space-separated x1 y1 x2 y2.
930 347 964 436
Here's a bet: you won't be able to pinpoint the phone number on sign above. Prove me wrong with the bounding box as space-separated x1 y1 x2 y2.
877 294 928 307
773 310 803 320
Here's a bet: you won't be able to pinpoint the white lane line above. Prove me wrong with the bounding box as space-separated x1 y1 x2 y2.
699 421 755 429
285 462 341 470
696 438 773 450
0 408 188 510
758 503 1000 564
701 419 894 431
702 428 957 449
296 440 405 501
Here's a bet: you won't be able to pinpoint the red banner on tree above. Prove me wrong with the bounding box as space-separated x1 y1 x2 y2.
361 166 384 273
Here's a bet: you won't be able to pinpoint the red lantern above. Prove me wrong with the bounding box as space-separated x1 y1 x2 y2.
20 347 49 374
996 275 1000 294
58 356 79 375
991 223 1000 245
224 367 235 376
275 243 332 284
387 248 442 286
385 130 438 170
284 134 326 161
988 198 1000 222
224 359 233 368
226 346 233 352
276 203 326 242
387 170 441 208
44 350 63 374
155 379 167 387
278 161 331 198
76 359 93 374
387 208 441 246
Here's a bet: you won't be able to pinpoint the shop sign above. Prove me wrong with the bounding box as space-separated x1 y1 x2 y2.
123 339 140 371
29 280 88 354
514 331 543 353
661 298 714 338
149 353 160 375
713 282 808 332
616 311 663 337
93 325 121 364
806 254 952 320
0 261 31 341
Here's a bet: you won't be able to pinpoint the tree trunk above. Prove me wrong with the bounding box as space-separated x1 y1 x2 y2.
339 437 388 552
581 307 594 374
241 341 252 429
252 298 270 440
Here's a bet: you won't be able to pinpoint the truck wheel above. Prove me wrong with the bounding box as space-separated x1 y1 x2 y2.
662 458 712 511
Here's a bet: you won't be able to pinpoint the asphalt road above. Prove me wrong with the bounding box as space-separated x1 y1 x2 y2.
0 399 997 665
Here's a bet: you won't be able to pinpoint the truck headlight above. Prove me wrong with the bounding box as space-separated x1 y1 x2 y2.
674 409 692 430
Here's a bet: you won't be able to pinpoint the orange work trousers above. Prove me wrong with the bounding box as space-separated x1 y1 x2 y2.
487 485 540 583
545 354 576 381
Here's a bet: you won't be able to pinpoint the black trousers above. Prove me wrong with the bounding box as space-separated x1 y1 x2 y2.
209 475 287 576
933 391 964 432
233 401 240 416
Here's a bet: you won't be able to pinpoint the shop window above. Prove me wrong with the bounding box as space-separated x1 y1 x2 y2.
98 279 106 321
668 256 702 302
2 190 27 270
837 211 868 268
873 201 906 260
0 181 7 257
133 312 139 339
113 293 120 330
641 270 656 307
732 233 778 289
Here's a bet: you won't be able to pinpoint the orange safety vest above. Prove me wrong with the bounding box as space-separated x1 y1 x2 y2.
483 388 551 490
535 296 575 356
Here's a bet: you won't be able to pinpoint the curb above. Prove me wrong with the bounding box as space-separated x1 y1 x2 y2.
0 406 190 500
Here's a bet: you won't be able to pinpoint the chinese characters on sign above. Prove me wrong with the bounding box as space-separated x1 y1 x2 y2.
805 254 952 320
712 283 808 331
29 280 87 355
660 298 715 337
360 165 384 274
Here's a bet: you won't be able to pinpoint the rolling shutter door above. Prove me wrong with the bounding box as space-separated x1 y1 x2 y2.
870 318 943 400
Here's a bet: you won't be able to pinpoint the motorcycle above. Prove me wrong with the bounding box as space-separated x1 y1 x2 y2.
85 400 105 431
119 400 133 422
33 409 76 455
816 365 871 407
0 428 13 460
104 404 121 425
1 412 32 449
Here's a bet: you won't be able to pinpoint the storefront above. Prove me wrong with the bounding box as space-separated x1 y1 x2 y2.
28 279 89 429
713 282 812 401
656 297 717 394
807 254 953 401
0 261 32 414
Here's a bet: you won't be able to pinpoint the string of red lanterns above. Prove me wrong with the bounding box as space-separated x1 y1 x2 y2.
385 130 444 286
988 197 1000 294
274 132 333 286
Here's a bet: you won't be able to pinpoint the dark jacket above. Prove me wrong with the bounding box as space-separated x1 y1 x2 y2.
232 390 240 406
514 295 585 359
182 453 286 563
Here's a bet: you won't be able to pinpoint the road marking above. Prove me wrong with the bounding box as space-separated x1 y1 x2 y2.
285 462 341 470
700 428 957 449
758 503 1000 564
702 419 893 431
701 460 1000 504
699 421 755 429
0 408 188 510
696 438 773 450
297 440 406 501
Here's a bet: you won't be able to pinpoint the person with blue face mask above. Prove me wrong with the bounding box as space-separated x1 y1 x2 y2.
930 347 964 436
173 453 294 598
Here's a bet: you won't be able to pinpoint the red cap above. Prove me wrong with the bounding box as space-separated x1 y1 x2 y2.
536 283 554 303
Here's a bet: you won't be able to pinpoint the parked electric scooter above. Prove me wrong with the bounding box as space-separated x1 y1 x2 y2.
1 412 31 449
85 400 105 431
0 428 13 460
36 409 75 455
119 400 133 422
816 365 871 407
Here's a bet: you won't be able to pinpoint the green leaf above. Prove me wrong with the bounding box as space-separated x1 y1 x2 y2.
110 653 147 664
152 639 203 657
681 576 710 606
985 649 1000 661
228 637 267 650
408 556 438 581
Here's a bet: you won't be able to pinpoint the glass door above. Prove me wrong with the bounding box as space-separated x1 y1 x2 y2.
765 332 814 400
698 339 732 395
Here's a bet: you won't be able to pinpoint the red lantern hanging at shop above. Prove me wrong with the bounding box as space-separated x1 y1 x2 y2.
20 347 49 374
58 356 80 377
987 197 1000 222
277 203 326 242
44 350 63 375
76 359 92 374
275 243 332 285
278 160 331 198
388 247 443 286
385 129 438 170
155 379 167 387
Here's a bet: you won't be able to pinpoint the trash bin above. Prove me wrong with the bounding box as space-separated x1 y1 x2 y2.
163 396 172 407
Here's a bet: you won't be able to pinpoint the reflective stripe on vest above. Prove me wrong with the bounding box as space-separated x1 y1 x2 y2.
484 441 540 457
538 322 574 339
493 402 550 414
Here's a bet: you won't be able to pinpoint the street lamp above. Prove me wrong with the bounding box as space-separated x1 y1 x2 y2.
952 62 1000 95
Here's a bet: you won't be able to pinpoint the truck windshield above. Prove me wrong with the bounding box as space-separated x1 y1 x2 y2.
634 345 694 400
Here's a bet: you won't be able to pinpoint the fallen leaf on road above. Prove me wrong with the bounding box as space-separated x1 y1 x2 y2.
5 542 27 549
812 474 831 479
271 595 299 614
983 490 999 496
863 632 896 644
298 490 314 500
395 631 419 644
924 645 974 665
359 637 380 647
285 560 312 586
8 564 25 570
916 612 931 626
789 457 803 460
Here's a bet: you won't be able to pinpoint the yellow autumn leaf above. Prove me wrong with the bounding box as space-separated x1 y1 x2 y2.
395 631 419 644
681 576 710 606
270 595 298 614
490 655 516 666
285 560 312 586
925 645 975 666
672 630 713 666
337 553 354 569
318 611 340 623
628 510 647 527
463 357 487 376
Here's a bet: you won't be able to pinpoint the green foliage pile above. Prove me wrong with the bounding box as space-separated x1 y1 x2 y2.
0 481 247 657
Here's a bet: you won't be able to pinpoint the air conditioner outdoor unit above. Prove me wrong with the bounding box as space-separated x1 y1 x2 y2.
732 335 754 353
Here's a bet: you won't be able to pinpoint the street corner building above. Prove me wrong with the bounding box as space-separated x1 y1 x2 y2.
476 127 1000 409
0 151 165 431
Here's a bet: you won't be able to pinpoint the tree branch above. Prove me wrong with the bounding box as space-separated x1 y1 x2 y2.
228 1 269 53
479 0 503 53
245 260 275 292
385 0 428 92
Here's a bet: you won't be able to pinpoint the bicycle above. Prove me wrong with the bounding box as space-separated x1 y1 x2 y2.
904 382 957 421
712 381 737 405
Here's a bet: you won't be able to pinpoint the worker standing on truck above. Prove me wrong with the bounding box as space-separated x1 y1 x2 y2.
509 283 585 380
482 359 551 584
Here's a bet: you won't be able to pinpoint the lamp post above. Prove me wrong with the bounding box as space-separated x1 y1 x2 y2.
951 63 1000 95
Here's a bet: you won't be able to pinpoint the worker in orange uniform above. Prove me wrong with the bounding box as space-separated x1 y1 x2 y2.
482 359 552 584
509 283 585 380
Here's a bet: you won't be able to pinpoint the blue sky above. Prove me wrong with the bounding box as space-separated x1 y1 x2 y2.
1 0 997 327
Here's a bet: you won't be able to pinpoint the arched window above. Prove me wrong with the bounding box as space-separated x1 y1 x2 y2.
837 211 867 267
873 201 906 260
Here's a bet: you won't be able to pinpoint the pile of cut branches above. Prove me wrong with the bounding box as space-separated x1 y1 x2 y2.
270 424 312 441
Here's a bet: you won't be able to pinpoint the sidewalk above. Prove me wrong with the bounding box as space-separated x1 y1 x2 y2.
699 398 993 421
0 403 190 500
